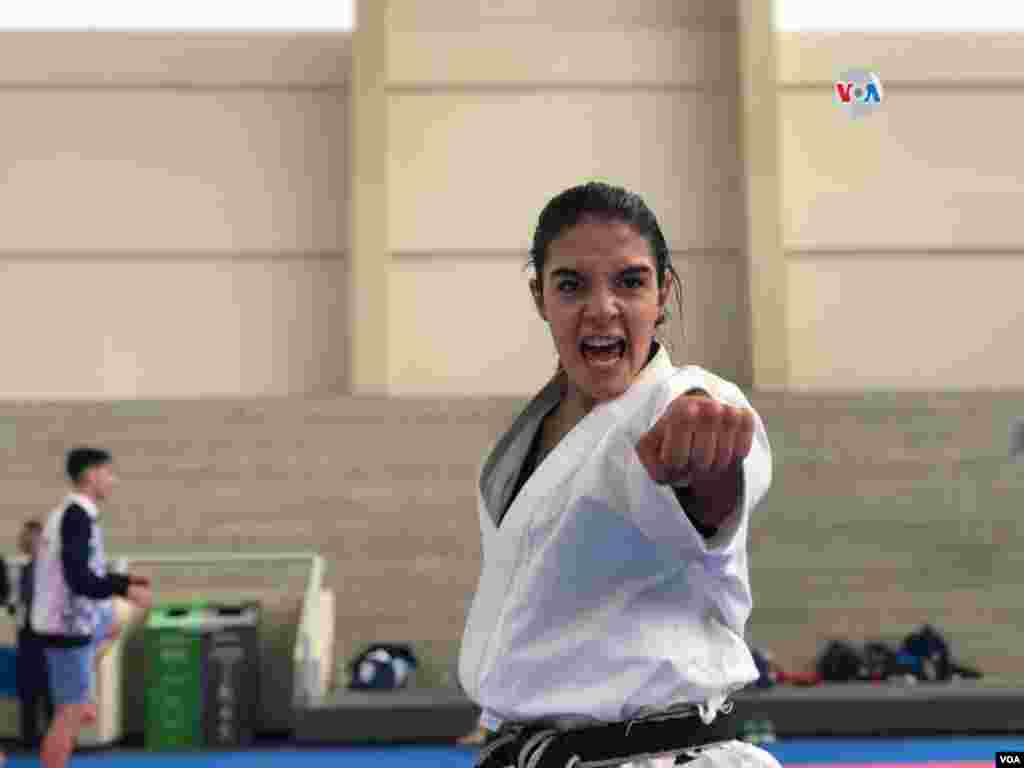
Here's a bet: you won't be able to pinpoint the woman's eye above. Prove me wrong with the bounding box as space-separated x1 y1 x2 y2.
622 276 644 289
557 280 578 293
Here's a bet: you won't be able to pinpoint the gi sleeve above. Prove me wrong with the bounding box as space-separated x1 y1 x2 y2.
667 368 771 553
620 367 772 557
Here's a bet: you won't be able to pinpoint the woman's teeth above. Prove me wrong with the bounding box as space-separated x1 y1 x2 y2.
581 337 625 365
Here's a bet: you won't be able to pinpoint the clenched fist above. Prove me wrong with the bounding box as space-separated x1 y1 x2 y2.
635 390 755 486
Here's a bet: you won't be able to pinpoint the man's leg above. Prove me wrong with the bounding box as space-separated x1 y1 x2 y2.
17 632 36 749
41 644 96 768
40 704 91 768
18 630 54 749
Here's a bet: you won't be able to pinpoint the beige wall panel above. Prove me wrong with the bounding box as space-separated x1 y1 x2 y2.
0 32 351 87
389 251 747 396
738 0 787 391
780 32 1024 85
0 89 347 253
668 251 751 386
388 91 742 254
347 0 391 394
780 90 1024 250
787 257 1024 390
0 256 348 399
388 23 735 87
388 257 553 396
388 0 735 28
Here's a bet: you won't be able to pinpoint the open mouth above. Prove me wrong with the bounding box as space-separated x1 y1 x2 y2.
580 336 626 367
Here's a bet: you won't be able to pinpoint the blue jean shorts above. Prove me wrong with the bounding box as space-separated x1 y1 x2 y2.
45 603 116 707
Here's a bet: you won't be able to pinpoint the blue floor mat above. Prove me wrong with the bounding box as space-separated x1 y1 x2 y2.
3 738 1022 766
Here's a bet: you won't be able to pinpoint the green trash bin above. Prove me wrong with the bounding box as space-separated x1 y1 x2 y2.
144 602 206 750
144 602 261 750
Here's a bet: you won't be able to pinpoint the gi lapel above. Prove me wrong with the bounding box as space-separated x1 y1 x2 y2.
482 345 677 531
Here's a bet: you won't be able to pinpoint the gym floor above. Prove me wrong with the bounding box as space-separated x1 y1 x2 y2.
2 737 1022 767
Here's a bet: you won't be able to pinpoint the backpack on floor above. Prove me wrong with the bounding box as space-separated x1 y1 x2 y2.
347 643 419 690
816 640 866 682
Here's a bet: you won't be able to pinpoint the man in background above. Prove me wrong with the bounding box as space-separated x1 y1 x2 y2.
34 447 152 768
17 520 53 750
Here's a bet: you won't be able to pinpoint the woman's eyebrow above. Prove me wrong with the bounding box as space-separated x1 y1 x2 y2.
620 265 653 276
550 268 581 279
548 265 652 279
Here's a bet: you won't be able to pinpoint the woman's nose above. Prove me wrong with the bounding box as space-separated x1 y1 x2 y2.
583 286 619 320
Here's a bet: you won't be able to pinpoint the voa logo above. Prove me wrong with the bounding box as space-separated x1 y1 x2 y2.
834 69 883 119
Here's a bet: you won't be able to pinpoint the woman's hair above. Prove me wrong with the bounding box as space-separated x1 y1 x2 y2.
528 181 683 333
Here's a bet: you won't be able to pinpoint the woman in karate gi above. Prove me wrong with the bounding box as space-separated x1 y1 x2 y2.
459 183 781 768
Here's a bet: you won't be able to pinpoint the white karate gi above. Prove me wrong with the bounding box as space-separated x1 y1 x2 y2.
459 345 781 768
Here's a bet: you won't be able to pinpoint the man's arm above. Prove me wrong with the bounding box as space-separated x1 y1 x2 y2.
60 506 131 600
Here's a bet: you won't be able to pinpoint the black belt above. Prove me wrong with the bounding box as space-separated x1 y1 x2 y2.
476 704 732 768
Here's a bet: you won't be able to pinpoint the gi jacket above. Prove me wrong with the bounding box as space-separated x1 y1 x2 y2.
459 345 772 729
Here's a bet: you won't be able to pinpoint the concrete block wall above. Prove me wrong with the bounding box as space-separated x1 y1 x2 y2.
1 390 1021 689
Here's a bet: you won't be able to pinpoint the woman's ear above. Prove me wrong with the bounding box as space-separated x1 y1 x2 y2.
530 278 547 322
658 280 671 316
